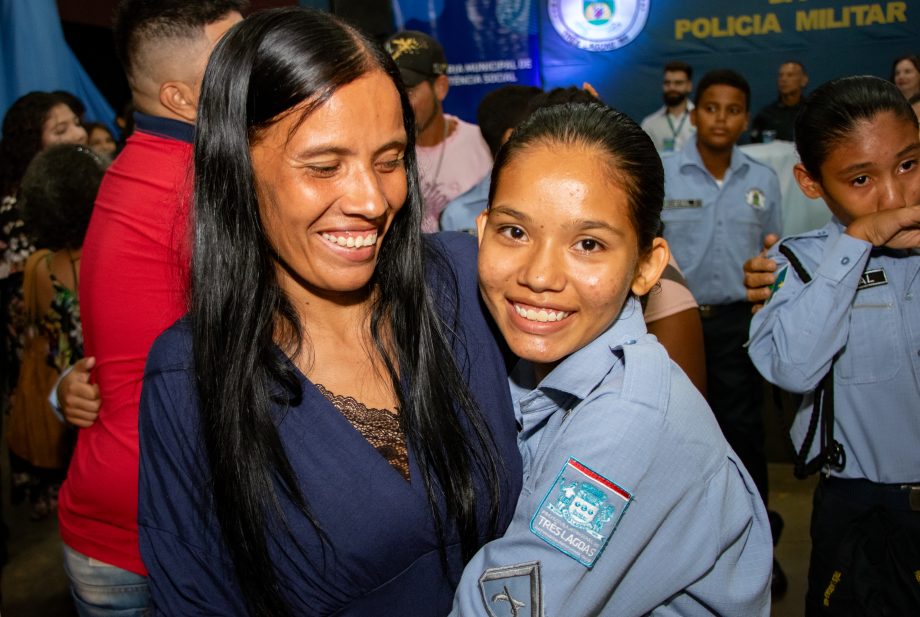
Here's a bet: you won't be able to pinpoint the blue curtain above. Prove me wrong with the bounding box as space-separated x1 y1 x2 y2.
1 0 116 132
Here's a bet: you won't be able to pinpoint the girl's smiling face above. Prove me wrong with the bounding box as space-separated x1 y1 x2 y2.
794 111 920 225
477 142 667 378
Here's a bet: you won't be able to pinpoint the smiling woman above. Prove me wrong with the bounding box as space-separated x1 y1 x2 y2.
135 8 521 617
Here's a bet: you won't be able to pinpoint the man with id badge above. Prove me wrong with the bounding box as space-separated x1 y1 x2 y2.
641 61 696 153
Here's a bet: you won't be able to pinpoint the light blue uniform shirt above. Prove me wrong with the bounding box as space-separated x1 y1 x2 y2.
451 298 773 616
440 173 490 235
748 220 920 483
662 139 783 305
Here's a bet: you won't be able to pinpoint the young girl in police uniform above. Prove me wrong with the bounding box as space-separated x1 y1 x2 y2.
450 102 773 616
748 76 920 616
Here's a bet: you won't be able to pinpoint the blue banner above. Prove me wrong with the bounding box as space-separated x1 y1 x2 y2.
1 0 116 132
393 0 541 122
540 0 918 125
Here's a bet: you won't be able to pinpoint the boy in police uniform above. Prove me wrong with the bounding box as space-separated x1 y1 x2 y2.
660 69 782 537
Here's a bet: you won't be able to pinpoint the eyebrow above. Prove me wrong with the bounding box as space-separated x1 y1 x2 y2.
489 205 531 222
294 138 407 160
489 206 628 238
837 143 920 175
566 218 627 239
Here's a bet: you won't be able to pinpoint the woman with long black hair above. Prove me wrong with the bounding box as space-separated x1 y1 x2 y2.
136 8 521 617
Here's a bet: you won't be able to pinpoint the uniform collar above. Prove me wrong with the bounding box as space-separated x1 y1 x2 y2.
512 296 647 402
134 112 195 144
679 136 748 177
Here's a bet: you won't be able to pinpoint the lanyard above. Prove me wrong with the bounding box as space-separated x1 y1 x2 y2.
666 111 688 141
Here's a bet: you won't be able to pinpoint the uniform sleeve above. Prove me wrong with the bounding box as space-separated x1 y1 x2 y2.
450 395 771 616
137 344 248 616
748 232 871 392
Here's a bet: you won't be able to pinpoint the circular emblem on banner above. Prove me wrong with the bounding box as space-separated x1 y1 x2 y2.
548 0 650 52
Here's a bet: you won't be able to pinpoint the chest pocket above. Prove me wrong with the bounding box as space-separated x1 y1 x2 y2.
662 205 707 268
730 199 768 260
837 282 901 384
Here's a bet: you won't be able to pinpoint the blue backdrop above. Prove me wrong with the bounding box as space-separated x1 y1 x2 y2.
0 0 116 131
396 0 918 124
393 0 542 122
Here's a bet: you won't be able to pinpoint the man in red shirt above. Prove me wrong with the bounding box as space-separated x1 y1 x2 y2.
54 2 243 613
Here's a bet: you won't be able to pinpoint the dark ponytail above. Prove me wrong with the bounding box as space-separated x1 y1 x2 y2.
794 75 917 179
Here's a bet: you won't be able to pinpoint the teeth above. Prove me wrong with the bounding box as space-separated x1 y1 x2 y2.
322 232 378 248
514 304 569 323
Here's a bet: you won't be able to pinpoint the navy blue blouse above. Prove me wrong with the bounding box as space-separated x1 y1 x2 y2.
137 233 522 615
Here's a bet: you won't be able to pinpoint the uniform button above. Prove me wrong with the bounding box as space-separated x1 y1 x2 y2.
841 257 850 265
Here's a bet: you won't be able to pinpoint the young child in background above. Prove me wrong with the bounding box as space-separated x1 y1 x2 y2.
660 69 782 551
748 75 920 616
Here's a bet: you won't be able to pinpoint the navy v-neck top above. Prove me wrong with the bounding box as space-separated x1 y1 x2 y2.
137 233 522 615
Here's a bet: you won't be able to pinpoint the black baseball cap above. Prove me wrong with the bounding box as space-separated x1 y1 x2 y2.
384 30 448 87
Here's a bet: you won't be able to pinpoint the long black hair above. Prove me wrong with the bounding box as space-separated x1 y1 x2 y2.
191 8 503 616
794 76 918 179
490 102 664 254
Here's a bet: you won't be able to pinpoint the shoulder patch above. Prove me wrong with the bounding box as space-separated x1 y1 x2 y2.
530 457 632 568
478 562 543 617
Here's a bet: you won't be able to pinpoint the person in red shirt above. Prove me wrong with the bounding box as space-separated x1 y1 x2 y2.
54 2 243 614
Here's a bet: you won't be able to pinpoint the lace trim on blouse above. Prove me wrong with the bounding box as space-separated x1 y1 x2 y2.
314 383 409 481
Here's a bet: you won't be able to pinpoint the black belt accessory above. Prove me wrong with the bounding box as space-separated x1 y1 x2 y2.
776 244 846 479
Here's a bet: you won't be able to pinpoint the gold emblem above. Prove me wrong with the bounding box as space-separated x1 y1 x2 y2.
387 37 423 60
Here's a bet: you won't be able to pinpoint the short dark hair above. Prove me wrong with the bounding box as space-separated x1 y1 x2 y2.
664 61 692 80
795 76 917 179
113 0 248 80
491 102 663 254
524 86 599 118
84 122 115 139
695 69 751 111
20 144 104 250
780 60 806 74
476 85 542 157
